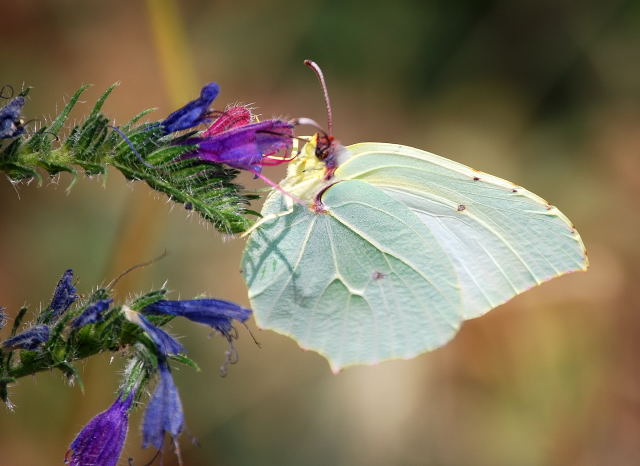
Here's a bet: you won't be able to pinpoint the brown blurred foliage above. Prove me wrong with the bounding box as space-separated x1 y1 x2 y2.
1 0 639 464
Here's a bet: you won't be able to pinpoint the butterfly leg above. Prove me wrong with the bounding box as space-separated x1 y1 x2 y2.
252 171 306 208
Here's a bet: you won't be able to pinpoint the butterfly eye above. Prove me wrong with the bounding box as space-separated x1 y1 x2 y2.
315 135 331 160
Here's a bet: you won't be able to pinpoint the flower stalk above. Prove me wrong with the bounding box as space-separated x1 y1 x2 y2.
0 84 257 234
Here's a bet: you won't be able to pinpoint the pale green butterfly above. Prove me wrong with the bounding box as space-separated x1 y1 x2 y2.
241 61 588 372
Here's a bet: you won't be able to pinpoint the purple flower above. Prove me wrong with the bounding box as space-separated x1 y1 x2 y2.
0 96 26 139
142 298 251 339
142 358 184 450
65 392 134 466
49 269 78 319
161 82 220 134
2 325 49 350
182 119 295 174
71 299 113 329
123 306 185 356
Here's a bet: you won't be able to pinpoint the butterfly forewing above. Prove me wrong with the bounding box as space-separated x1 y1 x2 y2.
336 143 588 319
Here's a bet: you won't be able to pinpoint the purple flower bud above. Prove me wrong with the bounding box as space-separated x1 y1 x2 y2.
182 119 294 174
71 299 113 329
142 298 251 339
142 358 184 450
123 306 185 356
2 325 49 350
161 82 220 134
65 393 134 466
0 96 26 139
49 269 78 319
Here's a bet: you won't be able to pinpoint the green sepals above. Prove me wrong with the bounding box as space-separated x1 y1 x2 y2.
66 114 110 163
55 361 85 392
130 289 168 311
112 125 163 164
10 307 28 337
46 85 91 138
146 145 197 166
89 82 118 119
0 377 16 404
120 355 150 399
27 85 90 154
46 311 75 350
170 353 201 372
123 108 157 129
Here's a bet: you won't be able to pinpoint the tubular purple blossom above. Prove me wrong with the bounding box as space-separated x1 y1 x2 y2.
49 269 78 319
123 306 185 356
2 325 49 350
71 299 113 329
142 358 184 450
160 82 220 134
142 298 251 339
181 119 295 174
65 392 134 466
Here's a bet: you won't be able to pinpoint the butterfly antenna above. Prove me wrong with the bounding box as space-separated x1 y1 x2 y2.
304 60 333 137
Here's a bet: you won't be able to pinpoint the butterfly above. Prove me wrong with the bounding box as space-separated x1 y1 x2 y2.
241 61 588 372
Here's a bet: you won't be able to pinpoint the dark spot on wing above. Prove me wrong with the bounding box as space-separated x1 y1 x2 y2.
457 204 466 212
473 176 480 181
511 189 518 193
372 271 385 280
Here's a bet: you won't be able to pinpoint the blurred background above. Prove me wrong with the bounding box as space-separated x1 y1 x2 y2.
1 0 638 464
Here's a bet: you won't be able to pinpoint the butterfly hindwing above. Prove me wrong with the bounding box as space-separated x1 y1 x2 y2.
242 179 463 371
